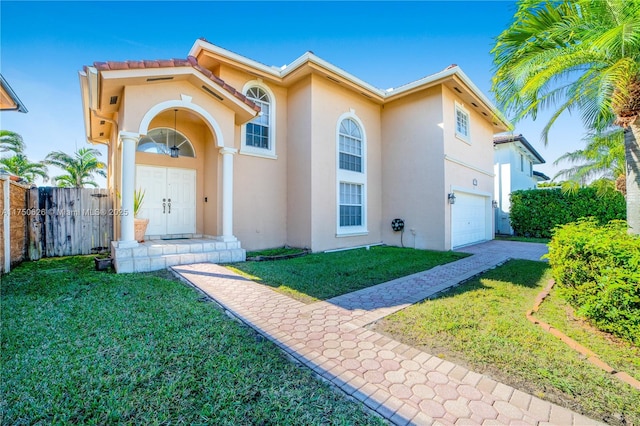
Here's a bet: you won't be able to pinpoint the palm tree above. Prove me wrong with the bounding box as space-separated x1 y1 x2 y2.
44 147 106 188
553 128 625 188
0 130 26 155
0 154 48 183
491 0 640 233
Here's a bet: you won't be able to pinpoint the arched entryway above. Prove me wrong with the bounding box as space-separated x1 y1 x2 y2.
134 105 224 240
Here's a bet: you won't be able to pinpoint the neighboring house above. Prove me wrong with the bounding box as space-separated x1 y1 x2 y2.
0 74 28 113
493 134 546 235
533 170 551 183
79 39 511 273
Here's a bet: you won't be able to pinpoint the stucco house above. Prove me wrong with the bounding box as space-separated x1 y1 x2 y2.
493 134 547 235
79 39 511 273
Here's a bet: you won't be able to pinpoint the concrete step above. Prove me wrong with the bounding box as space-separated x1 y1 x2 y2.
111 238 245 273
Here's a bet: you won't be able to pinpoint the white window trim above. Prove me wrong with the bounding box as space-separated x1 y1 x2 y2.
240 80 277 159
454 101 471 144
336 111 367 236
137 127 196 158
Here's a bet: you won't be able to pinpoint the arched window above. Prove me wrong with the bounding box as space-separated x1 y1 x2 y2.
137 128 195 158
338 118 363 172
245 87 271 149
336 114 367 235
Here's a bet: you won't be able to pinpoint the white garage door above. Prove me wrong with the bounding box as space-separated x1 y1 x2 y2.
451 192 488 248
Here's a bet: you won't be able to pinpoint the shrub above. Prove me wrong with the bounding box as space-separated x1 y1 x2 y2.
509 187 626 238
547 219 640 345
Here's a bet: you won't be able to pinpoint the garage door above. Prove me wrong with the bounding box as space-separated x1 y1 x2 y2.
451 192 488 248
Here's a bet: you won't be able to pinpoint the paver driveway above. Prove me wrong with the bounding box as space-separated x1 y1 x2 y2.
173 241 602 425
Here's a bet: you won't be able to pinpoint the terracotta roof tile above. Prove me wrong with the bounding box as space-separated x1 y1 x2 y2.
91 56 259 112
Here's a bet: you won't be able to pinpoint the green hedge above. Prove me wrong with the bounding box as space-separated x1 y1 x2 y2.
509 188 626 238
547 219 640 345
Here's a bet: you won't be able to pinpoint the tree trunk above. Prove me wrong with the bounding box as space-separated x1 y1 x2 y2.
626 119 640 234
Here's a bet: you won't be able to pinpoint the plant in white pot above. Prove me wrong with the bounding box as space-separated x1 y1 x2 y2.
133 189 149 242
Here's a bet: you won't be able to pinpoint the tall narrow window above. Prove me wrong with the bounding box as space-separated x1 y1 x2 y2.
520 153 524 172
340 183 362 227
336 113 367 235
455 103 470 142
339 119 362 172
245 87 270 149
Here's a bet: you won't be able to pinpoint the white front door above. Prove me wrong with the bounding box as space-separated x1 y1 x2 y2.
136 165 196 237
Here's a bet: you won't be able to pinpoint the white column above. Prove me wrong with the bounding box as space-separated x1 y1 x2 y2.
219 147 237 242
118 132 139 248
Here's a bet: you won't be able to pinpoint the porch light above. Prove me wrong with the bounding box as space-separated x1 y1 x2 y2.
492 200 498 208
170 109 179 158
448 193 456 204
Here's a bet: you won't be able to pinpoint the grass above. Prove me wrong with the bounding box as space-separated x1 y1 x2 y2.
494 234 550 244
230 245 468 303
375 260 640 426
1 256 384 425
247 247 307 258
536 286 640 384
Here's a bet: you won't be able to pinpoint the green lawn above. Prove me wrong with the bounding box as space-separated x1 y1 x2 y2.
247 246 307 258
1 256 384 425
494 235 551 244
230 245 468 303
536 286 640 385
376 260 639 426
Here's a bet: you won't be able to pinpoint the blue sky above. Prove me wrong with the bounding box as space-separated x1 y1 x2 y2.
1 1 585 185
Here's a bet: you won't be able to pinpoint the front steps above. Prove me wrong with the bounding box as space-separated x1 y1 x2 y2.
112 238 245 273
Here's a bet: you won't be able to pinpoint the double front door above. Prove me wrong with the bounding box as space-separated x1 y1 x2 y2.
135 165 196 237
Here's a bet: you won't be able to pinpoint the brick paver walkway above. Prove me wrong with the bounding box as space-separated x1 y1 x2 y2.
173 241 602 425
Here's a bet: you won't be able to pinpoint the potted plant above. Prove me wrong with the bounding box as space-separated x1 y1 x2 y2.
94 253 112 271
133 188 149 242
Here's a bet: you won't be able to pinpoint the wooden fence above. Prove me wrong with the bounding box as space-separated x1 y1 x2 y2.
1 183 113 273
1 177 31 273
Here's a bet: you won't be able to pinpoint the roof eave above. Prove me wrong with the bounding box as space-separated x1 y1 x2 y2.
495 134 545 164
189 41 512 130
386 67 511 132
98 66 259 125
282 52 386 100
0 74 28 113
190 39 281 78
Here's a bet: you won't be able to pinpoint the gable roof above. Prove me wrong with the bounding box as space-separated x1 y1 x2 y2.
0 74 28 113
190 39 512 132
79 55 261 144
494 133 545 164
90 56 260 113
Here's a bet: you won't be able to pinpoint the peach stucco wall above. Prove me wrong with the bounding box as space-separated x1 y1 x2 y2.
441 85 495 248
218 64 289 251
286 77 313 249
308 74 383 252
112 81 234 239
381 86 447 251
107 64 498 252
